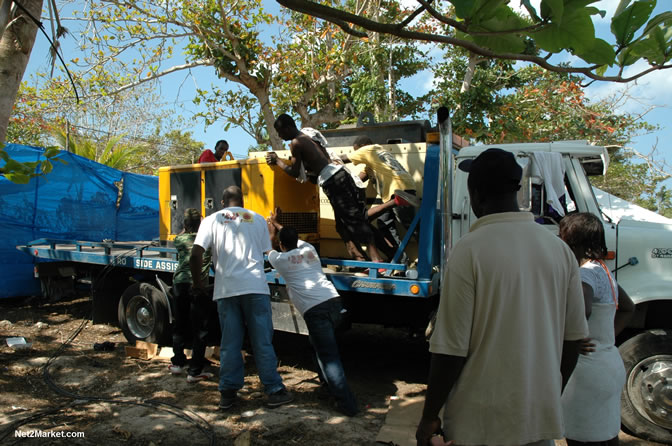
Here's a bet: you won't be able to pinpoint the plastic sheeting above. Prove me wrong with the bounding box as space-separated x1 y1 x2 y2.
0 144 159 298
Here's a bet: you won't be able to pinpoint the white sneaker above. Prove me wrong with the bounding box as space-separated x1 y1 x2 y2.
187 372 213 383
168 364 186 374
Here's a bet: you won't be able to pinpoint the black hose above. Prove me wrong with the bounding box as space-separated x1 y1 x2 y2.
0 244 216 445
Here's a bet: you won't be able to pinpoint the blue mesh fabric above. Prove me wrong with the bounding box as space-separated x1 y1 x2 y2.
0 144 159 298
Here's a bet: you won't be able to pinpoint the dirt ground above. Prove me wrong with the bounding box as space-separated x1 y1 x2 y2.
0 295 663 446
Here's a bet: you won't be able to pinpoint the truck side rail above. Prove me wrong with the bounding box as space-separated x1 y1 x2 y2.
18 239 179 274
20 238 439 299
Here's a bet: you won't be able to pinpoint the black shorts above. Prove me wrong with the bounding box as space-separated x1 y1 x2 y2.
321 169 375 245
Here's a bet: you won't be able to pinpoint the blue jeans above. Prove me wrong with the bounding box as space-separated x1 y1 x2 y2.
217 294 285 395
303 298 358 415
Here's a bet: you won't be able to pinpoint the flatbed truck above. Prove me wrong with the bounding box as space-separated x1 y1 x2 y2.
18 110 672 444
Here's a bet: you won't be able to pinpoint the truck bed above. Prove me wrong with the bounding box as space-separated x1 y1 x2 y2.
18 239 178 273
19 239 438 298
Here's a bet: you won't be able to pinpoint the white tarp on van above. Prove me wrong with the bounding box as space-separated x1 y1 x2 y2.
593 187 672 224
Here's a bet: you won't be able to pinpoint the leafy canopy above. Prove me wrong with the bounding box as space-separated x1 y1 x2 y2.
277 0 672 83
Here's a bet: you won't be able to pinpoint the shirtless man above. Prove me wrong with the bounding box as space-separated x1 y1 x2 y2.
266 114 383 263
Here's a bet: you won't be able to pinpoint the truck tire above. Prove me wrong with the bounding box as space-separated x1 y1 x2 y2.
118 282 169 344
619 329 672 445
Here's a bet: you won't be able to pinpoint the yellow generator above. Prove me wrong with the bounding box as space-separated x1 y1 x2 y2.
158 157 319 243
247 143 428 260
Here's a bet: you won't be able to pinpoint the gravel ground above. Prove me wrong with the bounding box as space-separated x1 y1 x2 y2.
0 295 664 446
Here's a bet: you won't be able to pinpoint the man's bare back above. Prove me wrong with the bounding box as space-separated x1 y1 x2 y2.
290 133 331 177
269 113 384 263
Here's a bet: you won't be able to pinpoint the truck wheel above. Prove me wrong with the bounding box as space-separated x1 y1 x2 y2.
118 282 169 344
619 329 672 444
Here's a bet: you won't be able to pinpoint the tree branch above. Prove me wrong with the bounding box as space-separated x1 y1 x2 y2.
417 0 549 35
112 60 210 95
276 0 672 83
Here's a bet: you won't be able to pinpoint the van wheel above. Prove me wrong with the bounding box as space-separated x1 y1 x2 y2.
619 329 672 444
118 282 169 344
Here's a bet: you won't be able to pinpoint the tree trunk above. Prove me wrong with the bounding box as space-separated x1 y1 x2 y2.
252 87 284 151
460 53 479 93
0 0 43 144
387 48 396 120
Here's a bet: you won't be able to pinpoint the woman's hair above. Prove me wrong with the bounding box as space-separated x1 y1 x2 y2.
559 212 607 261
183 208 201 233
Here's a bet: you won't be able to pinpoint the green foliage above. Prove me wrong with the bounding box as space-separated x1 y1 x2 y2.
345 36 429 122
194 87 267 144
267 1 428 129
159 130 205 166
446 0 671 77
655 187 672 217
492 67 658 147
431 58 669 213
188 0 430 141
183 0 276 84
591 158 670 215
281 0 672 83
248 141 271 153
0 146 66 184
430 46 524 140
536 2 600 55
6 84 54 147
432 59 657 144
52 130 140 170
9 70 200 174
611 0 656 46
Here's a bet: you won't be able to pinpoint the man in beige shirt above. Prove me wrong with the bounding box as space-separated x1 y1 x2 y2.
416 148 588 446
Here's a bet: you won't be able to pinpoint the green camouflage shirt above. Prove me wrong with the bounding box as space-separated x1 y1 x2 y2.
173 233 212 285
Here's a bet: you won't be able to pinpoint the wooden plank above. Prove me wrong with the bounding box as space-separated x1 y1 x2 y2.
124 346 152 360
126 343 220 363
135 341 158 357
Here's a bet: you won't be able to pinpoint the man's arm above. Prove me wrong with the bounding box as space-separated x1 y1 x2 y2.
266 141 303 178
339 154 351 164
560 339 581 392
266 152 301 178
416 353 466 446
267 208 283 251
366 199 396 220
190 244 206 290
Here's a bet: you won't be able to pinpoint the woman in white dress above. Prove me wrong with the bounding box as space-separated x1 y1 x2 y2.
559 213 635 446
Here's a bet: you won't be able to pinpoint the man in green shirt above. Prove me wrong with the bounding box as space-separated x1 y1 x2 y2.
169 208 213 383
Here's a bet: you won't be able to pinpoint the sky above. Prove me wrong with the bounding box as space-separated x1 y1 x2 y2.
22 0 672 170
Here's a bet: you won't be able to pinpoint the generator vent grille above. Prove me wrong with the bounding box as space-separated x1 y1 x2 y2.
277 212 318 234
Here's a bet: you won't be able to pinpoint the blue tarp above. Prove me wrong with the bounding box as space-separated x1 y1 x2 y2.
0 144 159 298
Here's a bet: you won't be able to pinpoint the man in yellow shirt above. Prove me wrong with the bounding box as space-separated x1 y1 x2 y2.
340 136 418 264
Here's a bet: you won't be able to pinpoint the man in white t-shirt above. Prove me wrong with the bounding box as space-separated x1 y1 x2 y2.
415 149 588 446
190 186 293 410
267 214 358 416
